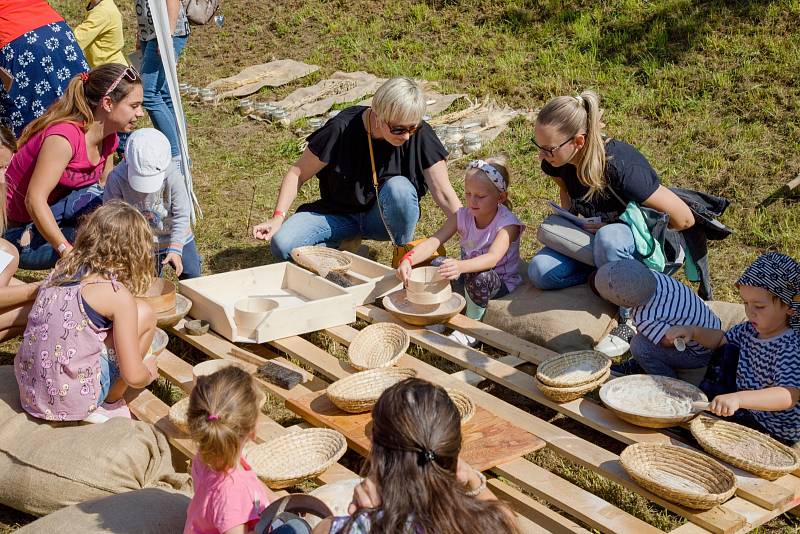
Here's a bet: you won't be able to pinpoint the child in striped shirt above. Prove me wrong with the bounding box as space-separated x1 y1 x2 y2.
592 259 720 380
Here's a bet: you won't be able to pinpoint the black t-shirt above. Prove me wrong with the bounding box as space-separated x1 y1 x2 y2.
297 106 448 215
541 139 660 221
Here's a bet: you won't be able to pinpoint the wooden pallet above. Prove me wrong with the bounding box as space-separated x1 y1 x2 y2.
163 305 800 534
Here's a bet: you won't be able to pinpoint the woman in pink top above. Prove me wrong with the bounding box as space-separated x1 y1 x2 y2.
184 366 276 534
397 156 525 347
4 62 144 270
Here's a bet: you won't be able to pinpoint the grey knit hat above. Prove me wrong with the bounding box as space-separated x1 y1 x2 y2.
593 259 657 308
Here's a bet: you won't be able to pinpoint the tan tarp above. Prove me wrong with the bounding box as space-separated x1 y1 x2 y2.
0 366 190 516
206 59 319 99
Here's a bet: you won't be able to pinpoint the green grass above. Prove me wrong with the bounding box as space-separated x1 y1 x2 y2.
2 0 799 531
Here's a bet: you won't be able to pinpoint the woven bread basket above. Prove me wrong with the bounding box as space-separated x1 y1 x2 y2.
290 246 351 275
168 397 190 434
447 389 475 424
535 369 610 403
347 323 410 371
246 428 347 488
326 367 417 413
690 415 800 480
620 443 736 510
536 350 611 388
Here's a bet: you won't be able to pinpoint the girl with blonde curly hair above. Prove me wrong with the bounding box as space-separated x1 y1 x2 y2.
14 200 158 423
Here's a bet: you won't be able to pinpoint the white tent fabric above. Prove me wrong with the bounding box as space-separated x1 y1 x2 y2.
147 0 202 222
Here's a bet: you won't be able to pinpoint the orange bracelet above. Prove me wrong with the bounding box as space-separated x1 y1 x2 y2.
401 250 414 266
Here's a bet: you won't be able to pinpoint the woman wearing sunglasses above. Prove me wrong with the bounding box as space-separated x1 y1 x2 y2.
253 76 461 260
528 90 695 356
4 63 144 270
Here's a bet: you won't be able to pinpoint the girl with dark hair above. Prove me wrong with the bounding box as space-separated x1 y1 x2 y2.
4 63 144 270
313 378 520 534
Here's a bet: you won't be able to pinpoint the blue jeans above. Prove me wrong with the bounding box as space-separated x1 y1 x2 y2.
270 176 419 260
4 184 104 270
98 346 121 405
155 238 202 279
140 35 188 158
630 334 711 378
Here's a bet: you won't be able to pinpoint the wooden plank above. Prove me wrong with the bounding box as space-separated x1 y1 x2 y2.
351 307 794 513
487 478 593 534
286 389 545 472
127 387 196 460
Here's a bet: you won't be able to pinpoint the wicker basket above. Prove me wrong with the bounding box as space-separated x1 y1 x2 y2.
447 389 475 424
326 367 417 413
290 246 351 275
536 350 611 388
620 443 736 510
247 428 347 488
168 397 190 434
535 369 610 403
347 323 410 371
690 415 800 480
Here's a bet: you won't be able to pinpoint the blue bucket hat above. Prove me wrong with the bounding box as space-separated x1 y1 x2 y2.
737 252 800 334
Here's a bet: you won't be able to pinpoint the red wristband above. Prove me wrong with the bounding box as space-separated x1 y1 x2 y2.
273 209 286 219
401 250 414 265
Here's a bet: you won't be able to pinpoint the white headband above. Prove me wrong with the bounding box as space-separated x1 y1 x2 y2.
467 159 506 192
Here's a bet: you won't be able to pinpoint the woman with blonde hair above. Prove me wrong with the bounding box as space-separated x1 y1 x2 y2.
528 90 695 356
4 62 144 270
253 76 461 260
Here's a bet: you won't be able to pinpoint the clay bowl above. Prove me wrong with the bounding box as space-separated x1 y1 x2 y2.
138 279 177 315
156 294 192 328
234 297 279 338
150 328 169 355
405 266 451 305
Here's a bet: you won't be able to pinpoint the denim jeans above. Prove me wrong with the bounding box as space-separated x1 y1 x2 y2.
155 238 202 279
629 334 712 378
140 35 189 158
98 346 121 405
4 184 104 270
270 176 420 260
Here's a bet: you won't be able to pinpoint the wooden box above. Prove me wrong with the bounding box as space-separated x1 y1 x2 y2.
334 252 402 306
179 262 355 343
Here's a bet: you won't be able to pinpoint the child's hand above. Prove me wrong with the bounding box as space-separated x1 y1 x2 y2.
252 217 283 242
143 354 159 383
347 477 381 515
437 258 462 280
709 393 741 417
162 252 183 276
663 325 693 346
397 259 413 284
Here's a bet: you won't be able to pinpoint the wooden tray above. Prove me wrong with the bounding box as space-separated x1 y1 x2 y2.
286 389 545 472
179 262 355 343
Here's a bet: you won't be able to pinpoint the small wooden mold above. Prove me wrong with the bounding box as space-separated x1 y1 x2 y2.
406 266 451 305
234 297 278 339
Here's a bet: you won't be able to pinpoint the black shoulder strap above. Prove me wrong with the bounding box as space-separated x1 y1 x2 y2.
254 494 332 534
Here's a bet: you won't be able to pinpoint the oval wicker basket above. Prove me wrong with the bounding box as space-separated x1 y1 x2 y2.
326 367 417 413
347 323 410 371
168 397 190 434
536 350 611 388
447 389 475 424
247 428 347 489
620 442 736 510
690 415 800 480
290 246 351 275
535 369 610 403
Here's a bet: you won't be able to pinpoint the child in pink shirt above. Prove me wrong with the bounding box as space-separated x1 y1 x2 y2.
184 366 276 534
397 156 525 346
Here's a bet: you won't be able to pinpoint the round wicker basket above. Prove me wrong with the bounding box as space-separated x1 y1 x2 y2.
535 369 610 403
690 415 800 480
290 246 351 275
599 374 707 428
620 443 736 510
347 323 410 371
536 350 611 388
247 428 347 489
447 389 475 424
168 397 190 434
326 367 417 413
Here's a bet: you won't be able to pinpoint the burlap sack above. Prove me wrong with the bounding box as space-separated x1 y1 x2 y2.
484 283 617 353
707 301 747 331
0 366 190 516
17 488 190 533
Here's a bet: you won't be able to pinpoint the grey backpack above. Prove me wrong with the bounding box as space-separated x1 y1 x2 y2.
181 0 219 25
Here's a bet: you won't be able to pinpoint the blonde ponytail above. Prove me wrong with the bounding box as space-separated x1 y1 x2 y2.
537 90 607 199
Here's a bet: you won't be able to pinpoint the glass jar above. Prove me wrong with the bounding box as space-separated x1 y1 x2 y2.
446 125 463 144
271 108 290 126
254 102 271 119
462 133 482 154
179 83 190 95
307 117 324 130
187 87 201 102
445 141 463 159
200 89 215 104
238 99 253 115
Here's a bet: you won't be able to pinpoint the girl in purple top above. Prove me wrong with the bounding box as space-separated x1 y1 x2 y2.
14 201 158 423
4 63 144 270
397 157 525 346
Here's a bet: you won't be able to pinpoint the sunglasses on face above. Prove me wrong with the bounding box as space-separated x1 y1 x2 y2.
532 135 576 158
386 121 420 136
105 65 140 96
